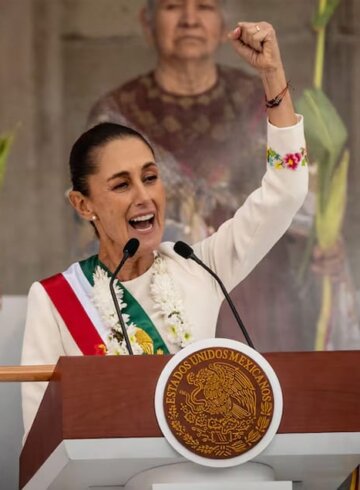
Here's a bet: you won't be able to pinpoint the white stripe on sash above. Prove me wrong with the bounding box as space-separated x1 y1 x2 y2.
62 263 109 342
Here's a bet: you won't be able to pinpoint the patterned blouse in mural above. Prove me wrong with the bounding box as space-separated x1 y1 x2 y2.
88 66 266 242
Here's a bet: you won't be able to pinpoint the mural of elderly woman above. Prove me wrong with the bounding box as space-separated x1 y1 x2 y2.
87 0 307 351
89 0 265 239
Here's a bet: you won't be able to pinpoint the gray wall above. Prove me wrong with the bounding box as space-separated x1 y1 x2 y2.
0 296 27 489
0 0 67 294
0 0 359 295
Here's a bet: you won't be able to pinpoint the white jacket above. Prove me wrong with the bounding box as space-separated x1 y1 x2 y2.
22 116 308 438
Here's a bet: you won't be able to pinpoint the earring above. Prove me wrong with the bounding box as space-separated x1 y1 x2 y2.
91 215 97 221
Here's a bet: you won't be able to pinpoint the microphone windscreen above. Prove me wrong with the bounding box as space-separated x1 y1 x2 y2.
124 238 140 257
174 241 193 259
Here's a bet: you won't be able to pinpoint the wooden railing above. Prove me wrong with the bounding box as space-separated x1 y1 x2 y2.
0 365 55 382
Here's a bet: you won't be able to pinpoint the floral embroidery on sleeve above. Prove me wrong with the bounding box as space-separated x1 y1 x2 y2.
267 147 308 170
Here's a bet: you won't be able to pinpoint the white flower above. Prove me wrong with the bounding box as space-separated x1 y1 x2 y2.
151 255 194 349
106 337 127 355
106 326 144 356
92 266 127 331
92 266 139 355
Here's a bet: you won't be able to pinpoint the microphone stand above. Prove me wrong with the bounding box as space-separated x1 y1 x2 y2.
109 239 140 355
174 241 255 349
190 254 255 349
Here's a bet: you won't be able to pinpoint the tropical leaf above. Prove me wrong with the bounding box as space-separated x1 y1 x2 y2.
316 149 349 250
295 88 347 210
312 0 341 30
0 131 15 188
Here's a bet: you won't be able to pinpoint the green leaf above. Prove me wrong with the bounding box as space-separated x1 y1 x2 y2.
316 148 349 249
312 0 341 30
295 88 347 210
0 131 15 187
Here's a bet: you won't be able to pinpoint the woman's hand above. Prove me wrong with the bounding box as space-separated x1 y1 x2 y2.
229 21 297 127
228 22 283 74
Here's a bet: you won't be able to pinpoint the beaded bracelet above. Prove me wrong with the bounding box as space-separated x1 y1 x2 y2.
265 81 290 109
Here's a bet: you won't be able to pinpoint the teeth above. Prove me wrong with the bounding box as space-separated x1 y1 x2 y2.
131 214 154 222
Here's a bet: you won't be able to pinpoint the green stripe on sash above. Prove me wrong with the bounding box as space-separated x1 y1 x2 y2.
79 255 169 354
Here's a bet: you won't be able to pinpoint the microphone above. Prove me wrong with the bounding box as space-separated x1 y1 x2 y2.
174 241 255 349
109 238 140 355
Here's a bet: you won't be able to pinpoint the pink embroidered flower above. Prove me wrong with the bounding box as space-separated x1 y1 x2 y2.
267 146 307 170
284 152 301 170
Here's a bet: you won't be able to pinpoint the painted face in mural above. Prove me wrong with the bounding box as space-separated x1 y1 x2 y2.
147 0 227 62
83 137 166 260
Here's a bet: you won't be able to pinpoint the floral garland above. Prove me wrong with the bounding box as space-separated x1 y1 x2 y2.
150 254 193 349
91 254 193 355
91 267 143 355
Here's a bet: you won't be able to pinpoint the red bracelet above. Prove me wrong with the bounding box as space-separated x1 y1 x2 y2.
265 81 290 109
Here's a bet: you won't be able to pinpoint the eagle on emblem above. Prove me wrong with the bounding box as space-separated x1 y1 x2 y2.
185 362 257 420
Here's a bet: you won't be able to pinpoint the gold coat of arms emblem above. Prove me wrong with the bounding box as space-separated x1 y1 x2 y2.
162 346 275 460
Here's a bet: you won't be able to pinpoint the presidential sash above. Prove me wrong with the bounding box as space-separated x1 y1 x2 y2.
41 255 169 355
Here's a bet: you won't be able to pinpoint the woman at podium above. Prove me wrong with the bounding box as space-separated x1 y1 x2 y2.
21 22 309 437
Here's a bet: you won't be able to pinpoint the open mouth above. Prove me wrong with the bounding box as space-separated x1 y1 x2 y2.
129 213 155 231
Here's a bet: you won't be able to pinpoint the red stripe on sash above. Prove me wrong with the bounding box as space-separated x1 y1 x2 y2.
41 274 104 355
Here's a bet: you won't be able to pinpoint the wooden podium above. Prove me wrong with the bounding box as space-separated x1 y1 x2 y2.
19 352 360 489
